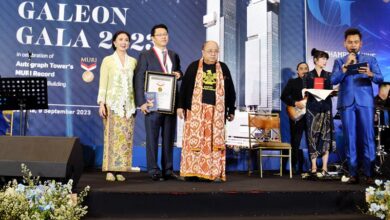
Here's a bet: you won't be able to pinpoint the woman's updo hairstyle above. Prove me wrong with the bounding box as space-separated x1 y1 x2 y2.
311 48 329 64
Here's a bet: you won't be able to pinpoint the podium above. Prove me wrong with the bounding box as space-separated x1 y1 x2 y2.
0 77 48 135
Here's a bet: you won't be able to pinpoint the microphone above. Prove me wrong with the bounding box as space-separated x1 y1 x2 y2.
349 51 357 64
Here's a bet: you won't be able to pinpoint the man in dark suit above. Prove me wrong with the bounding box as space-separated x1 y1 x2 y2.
0 75 8 135
0 111 7 135
280 62 309 174
331 28 383 184
134 24 182 181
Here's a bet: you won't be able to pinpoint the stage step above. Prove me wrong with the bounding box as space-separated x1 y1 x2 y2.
85 214 376 220
77 171 372 219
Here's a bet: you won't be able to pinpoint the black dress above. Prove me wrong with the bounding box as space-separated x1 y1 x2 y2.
303 69 336 160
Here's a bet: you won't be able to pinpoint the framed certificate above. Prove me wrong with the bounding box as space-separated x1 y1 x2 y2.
145 71 177 114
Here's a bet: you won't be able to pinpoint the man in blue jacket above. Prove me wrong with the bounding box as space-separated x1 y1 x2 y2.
331 28 383 184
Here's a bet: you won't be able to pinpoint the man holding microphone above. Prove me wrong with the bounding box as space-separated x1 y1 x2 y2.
331 28 383 184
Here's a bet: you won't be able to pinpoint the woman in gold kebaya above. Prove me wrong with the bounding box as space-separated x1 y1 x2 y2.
97 31 137 181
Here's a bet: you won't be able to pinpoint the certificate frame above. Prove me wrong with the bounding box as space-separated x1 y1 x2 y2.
145 71 177 114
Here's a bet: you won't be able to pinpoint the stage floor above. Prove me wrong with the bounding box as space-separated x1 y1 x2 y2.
76 169 367 193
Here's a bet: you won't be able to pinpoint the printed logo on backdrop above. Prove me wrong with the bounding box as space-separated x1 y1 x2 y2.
80 57 97 83
307 0 354 26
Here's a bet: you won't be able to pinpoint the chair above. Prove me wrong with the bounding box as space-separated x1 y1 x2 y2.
2 110 14 136
248 112 292 178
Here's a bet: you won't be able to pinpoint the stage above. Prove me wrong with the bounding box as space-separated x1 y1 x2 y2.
78 170 376 219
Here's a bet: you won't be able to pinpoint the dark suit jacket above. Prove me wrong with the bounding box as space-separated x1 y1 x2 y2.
134 48 182 107
280 77 305 107
331 53 383 109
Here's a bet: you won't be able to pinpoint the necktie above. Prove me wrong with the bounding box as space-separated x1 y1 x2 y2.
162 50 168 72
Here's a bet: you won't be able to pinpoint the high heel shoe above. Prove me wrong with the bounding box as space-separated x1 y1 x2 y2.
116 174 126 181
106 172 116 181
316 170 329 178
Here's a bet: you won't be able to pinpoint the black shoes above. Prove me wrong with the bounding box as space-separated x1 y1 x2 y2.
346 176 359 184
365 177 375 185
151 173 183 181
151 174 164 181
163 173 185 181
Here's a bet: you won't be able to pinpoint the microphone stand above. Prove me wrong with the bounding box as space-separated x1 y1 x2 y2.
22 51 32 135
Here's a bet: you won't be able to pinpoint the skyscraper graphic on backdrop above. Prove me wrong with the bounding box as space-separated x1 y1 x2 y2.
204 0 280 110
245 0 280 110
203 0 247 107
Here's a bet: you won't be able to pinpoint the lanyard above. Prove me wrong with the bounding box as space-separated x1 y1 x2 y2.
152 47 168 73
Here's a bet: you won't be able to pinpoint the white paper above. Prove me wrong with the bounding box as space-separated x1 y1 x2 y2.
302 89 334 101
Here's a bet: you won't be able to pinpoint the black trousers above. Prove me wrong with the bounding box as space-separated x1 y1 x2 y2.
144 112 176 177
284 117 306 173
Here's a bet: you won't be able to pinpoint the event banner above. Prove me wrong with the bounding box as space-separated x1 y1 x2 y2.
305 0 390 82
0 0 206 147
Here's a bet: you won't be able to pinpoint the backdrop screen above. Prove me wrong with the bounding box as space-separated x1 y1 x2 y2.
0 0 206 146
306 0 390 82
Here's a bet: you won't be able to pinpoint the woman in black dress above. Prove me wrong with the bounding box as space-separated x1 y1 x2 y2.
304 48 336 177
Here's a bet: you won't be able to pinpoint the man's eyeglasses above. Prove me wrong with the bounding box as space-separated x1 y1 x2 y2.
154 33 168 37
205 50 219 54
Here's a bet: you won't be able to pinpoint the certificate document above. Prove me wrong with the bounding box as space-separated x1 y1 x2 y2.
145 71 176 114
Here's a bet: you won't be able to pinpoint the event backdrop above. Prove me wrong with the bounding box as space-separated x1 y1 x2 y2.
0 0 206 152
306 0 390 82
